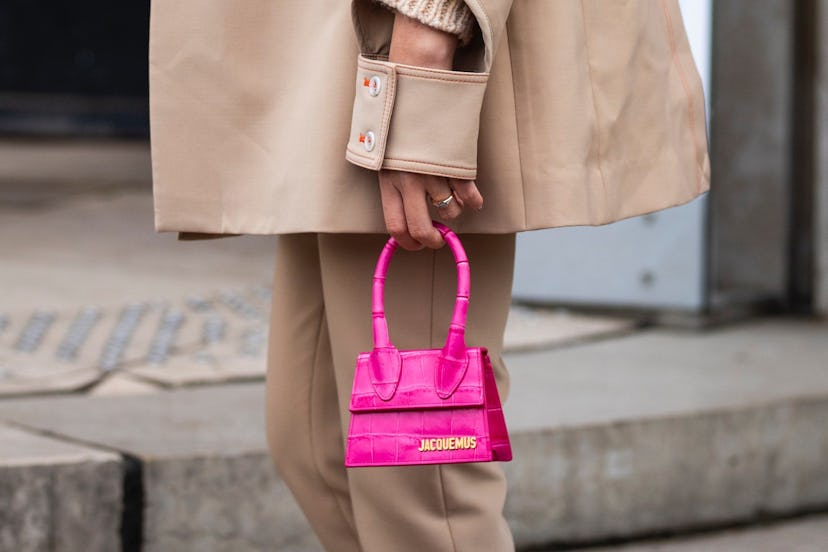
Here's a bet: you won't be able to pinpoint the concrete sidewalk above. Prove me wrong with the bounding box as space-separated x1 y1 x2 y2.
0 186 636 397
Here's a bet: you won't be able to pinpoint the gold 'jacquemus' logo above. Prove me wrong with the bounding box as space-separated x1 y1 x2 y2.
418 437 477 452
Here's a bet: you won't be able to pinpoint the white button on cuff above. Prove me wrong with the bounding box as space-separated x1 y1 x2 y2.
363 131 376 152
368 76 382 97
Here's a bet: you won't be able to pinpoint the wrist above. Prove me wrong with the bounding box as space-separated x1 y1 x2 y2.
388 12 457 70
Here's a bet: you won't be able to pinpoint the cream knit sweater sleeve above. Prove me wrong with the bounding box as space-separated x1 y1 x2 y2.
373 0 476 46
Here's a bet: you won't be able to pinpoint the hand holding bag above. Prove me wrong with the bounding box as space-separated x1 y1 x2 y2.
345 221 512 467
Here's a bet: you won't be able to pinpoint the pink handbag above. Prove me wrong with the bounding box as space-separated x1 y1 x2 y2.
345 221 512 467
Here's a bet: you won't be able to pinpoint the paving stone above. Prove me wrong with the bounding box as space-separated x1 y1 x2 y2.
503 306 639 352
1 284 634 396
127 346 266 388
88 372 161 396
0 287 273 396
0 423 122 552
504 315 828 430
0 350 101 397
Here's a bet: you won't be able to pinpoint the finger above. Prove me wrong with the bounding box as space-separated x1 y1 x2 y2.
450 179 484 211
423 175 462 221
379 170 423 251
399 173 444 249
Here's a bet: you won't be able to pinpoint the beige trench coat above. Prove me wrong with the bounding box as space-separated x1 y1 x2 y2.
149 0 710 240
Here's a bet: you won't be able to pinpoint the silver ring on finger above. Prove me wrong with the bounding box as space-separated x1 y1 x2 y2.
431 193 455 209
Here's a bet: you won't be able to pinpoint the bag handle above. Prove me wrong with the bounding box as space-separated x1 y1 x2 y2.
370 220 470 400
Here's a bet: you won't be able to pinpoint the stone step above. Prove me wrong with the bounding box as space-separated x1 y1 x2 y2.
0 139 151 192
0 385 318 552
0 315 825 550
568 512 828 552
503 314 828 548
0 423 122 552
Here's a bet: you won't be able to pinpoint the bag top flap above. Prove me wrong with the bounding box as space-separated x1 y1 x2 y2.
349 347 487 412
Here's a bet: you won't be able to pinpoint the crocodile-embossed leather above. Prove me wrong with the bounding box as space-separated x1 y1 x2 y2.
345 221 512 467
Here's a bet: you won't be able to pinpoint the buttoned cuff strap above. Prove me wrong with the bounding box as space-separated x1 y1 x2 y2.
345 54 489 180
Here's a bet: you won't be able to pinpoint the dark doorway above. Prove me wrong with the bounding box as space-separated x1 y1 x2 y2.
0 1 150 137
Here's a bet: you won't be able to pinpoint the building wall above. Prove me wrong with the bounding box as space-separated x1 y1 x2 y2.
709 1 794 305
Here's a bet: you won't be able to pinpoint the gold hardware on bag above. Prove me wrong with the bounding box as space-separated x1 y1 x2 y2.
417 437 477 452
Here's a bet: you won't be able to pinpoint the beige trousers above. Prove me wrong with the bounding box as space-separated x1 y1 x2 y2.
264 232 516 552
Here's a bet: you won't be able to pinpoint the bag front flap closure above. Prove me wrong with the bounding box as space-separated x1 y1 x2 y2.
350 347 485 412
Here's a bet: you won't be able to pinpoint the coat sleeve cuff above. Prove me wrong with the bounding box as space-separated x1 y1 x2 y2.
345 54 489 180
